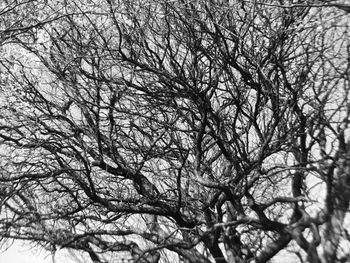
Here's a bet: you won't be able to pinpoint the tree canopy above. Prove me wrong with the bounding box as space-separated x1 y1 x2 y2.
0 1 350 262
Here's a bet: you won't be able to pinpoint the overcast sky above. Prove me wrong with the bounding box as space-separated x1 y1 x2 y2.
0 241 81 263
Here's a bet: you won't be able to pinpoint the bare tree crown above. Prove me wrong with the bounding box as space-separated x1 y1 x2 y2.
0 1 349 262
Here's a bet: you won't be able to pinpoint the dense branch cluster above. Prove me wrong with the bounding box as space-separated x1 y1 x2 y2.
0 1 349 262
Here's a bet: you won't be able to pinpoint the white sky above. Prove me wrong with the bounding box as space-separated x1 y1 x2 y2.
0 241 81 263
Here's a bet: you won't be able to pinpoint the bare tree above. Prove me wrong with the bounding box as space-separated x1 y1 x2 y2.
1 1 350 262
